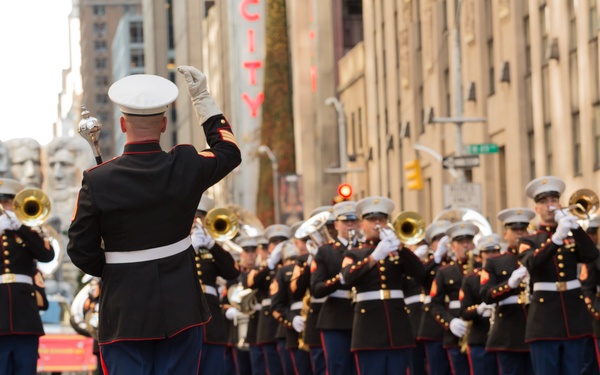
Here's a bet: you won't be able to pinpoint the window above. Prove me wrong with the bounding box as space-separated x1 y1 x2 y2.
93 22 106 37
93 5 105 16
130 21 143 44
540 5 549 62
590 0 598 40
591 40 599 103
95 58 107 69
130 48 144 68
94 40 106 52
123 5 136 14
358 107 364 149
525 75 535 179
542 66 551 125
570 52 579 108
594 104 600 169
544 123 553 175
486 0 494 95
572 112 581 175
444 68 450 116
96 94 108 105
524 15 531 75
95 75 109 87
569 0 577 51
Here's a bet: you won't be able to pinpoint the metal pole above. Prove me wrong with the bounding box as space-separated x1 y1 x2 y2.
258 145 280 223
325 97 348 176
452 0 466 183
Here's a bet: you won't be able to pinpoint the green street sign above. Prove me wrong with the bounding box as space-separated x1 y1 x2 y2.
464 143 499 154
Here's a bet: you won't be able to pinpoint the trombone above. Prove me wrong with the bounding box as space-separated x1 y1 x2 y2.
552 188 599 221
0 188 52 227
375 211 426 246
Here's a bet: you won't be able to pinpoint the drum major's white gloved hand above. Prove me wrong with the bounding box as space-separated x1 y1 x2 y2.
177 66 222 124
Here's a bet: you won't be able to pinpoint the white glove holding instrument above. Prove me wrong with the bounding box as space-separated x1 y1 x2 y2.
413 244 428 260
552 215 579 245
476 302 492 315
225 307 241 321
508 266 528 289
177 66 222 124
449 318 468 338
371 234 401 261
292 315 306 333
434 235 450 264
0 210 22 233
266 241 286 269
191 226 215 250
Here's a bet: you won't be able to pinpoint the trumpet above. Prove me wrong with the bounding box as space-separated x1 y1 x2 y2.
551 188 599 220
204 207 239 241
392 211 425 245
0 188 52 227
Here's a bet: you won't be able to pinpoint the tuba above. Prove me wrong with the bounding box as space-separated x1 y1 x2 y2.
294 211 334 247
69 275 100 340
433 207 493 246
227 283 259 350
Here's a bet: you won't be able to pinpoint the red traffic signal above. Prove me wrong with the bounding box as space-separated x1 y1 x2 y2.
338 183 353 199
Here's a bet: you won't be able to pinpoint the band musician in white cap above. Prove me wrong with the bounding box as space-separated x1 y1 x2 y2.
67 67 241 374
518 176 598 375
340 196 425 374
480 208 535 375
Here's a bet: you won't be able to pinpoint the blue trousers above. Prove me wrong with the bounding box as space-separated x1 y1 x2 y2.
410 341 427 375
468 345 498 375
446 347 469 375
199 343 225 374
234 347 252 375
262 342 284 375
309 347 326 375
290 347 313 375
249 345 266 375
529 338 586 375
496 351 533 375
355 348 411 375
321 329 356 375
423 341 451 375
99 326 202 375
0 335 39 375
277 339 294 375
582 337 600 375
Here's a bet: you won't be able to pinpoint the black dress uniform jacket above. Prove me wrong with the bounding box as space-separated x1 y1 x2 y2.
460 268 490 346
0 227 54 336
480 248 529 351
196 243 240 344
290 254 320 347
518 225 598 342
581 255 600 337
246 262 279 344
402 274 424 339
311 238 354 330
430 260 478 348
271 262 304 349
67 114 241 343
225 266 258 347
417 255 448 341
341 241 426 350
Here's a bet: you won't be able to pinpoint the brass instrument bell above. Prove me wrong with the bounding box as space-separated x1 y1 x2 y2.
205 207 239 241
392 211 426 245
13 188 51 227
565 189 599 220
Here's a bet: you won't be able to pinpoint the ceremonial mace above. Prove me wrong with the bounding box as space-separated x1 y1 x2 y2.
78 105 103 165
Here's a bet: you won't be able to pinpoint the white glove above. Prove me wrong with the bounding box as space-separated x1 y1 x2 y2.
191 226 215 250
338 272 346 285
0 211 22 232
476 302 490 315
552 215 579 245
266 241 285 269
507 266 528 289
177 65 222 124
449 318 468 337
371 236 401 261
292 315 306 333
413 244 428 260
225 307 240 320
552 206 567 222
433 236 450 264
252 302 263 312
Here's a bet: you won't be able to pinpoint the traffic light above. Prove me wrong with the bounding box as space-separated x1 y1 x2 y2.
333 183 353 203
404 160 424 190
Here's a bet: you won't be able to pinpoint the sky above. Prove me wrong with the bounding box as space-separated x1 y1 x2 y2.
0 0 73 146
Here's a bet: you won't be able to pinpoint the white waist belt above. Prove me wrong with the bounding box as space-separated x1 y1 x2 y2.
0 273 33 285
448 300 461 309
498 295 520 306
533 279 580 292
355 289 404 302
404 294 424 305
202 284 217 296
105 237 192 264
261 298 272 307
311 296 327 304
329 290 352 299
423 295 432 304
290 301 304 310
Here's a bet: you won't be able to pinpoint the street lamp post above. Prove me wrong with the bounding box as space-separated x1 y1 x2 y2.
258 145 280 224
324 97 364 175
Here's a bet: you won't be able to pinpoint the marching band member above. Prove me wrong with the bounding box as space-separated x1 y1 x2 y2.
0 178 55 375
340 197 425 374
429 221 480 374
460 234 500 375
581 217 600 375
67 67 241 374
416 220 452 375
271 225 313 375
518 176 598 375
311 201 358 375
481 208 535 375
246 225 292 375
402 268 426 375
192 195 240 374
